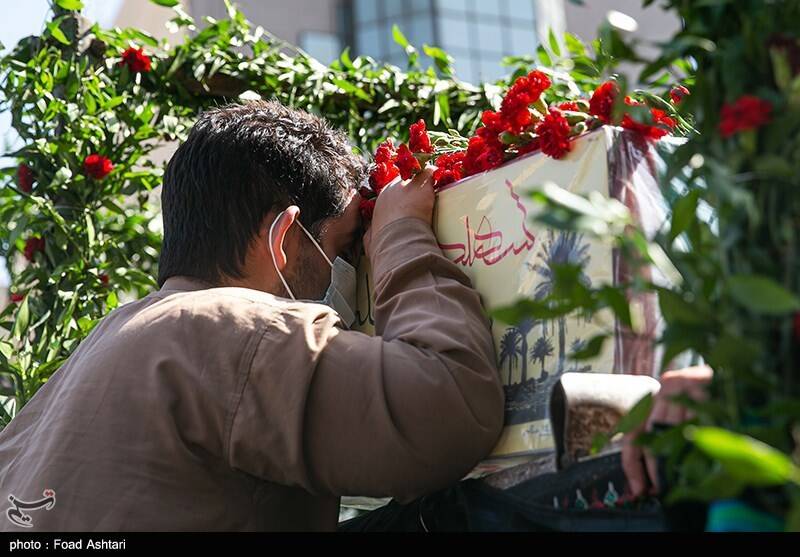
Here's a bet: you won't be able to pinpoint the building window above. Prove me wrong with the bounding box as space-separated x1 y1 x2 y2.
351 0 540 83
300 31 343 65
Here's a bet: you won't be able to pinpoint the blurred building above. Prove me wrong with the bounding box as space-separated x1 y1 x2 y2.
114 0 679 84
0 1 680 303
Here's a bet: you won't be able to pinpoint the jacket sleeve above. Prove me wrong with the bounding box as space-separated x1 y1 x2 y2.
227 217 505 503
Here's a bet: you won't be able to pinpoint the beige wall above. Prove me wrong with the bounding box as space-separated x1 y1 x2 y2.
113 0 341 53
114 1 679 60
564 0 680 52
113 0 183 42
564 1 681 83
188 0 340 46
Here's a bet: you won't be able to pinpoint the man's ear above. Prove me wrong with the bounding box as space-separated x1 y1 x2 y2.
269 205 300 271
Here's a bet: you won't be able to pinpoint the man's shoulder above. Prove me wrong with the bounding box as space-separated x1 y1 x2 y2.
142 285 342 333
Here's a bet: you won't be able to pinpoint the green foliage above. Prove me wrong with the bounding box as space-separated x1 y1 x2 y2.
498 0 800 526
0 3 620 427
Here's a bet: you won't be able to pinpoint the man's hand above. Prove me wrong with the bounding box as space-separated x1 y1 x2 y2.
622 365 713 497
363 167 435 255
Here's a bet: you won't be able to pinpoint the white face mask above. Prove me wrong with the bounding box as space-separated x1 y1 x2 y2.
268 211 358 329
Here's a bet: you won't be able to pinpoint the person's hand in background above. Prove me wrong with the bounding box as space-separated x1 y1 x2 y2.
622 365 713 497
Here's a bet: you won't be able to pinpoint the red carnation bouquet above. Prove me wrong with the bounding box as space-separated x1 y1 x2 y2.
359 71 687 222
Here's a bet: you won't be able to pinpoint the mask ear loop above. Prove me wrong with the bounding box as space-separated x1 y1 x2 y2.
268 210 297 300
295 220 333 268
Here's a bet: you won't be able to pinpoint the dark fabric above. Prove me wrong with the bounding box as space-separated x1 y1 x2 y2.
339 454 673 532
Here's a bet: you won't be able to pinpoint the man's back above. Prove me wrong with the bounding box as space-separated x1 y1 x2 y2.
0 279 345 531
0 219 504 531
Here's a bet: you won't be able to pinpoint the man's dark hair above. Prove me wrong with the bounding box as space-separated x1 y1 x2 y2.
158 100 366 286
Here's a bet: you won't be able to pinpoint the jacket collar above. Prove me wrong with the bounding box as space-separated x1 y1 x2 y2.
159 276 217 294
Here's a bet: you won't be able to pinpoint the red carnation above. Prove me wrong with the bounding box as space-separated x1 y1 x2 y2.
589 81 619 124
621 97 676 140
120 47 152 73
501 70 551 133
408 120 433 154
83 154 113 180
23 236 45 262
536 108 573 159
476 110 510 148
622 110 676 140
395 143 421 180
670 85 690 104
432 151 466 190
10 292 25 304
621 110 674 139
463 135 505 176
558 101 581 112
369 161 400 194
18 164 34 193
374 139 396 164
718 95 772 138
359 197 376 222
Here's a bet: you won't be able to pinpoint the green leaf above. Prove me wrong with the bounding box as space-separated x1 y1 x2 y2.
339 47 354 70
55 0 84 10
548 28 562 57
83 92 97 115
331 78 372 102
665 468 745 505
687 427 800 487
590 432 611 454
492 298 578 325
0 342 12 361
12 296 30 340
436 93 451 126
149 0 179 6
33 357 67 381
598 286 632 328
378 99 400 113
569 334 607 361
392 25 409 49
85 213 96 248
102 96 125 111
106 291 119 310
615 393 654 435
727 275 800 315
659 289 709 325
423 45 453 75
669 189 700 242
591 393 655 455
46 21 71 45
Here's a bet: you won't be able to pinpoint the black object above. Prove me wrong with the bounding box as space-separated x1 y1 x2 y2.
338 453 671 532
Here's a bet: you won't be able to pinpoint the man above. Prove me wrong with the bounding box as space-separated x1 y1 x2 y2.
0 100 506 531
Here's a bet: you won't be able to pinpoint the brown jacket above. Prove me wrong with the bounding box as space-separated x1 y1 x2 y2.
0 217 504 531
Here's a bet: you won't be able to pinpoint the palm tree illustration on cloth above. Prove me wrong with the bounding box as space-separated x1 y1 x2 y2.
498 318 537 384
498 329 522 384
529 336 554 383
527 230 592 375
568 338 593 373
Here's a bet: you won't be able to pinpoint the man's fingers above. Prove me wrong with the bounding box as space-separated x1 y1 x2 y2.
622 433 648 498
645 398 668 432
662 399 687 424
645 452 661 494
621 365 714 499
408 166 435 190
